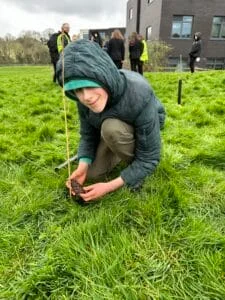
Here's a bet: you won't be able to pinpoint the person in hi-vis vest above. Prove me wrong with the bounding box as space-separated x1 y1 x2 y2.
57 23 71 53
137 34 149 75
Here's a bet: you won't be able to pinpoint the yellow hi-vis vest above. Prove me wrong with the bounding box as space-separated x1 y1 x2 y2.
57 33 70 53
140 40 149 63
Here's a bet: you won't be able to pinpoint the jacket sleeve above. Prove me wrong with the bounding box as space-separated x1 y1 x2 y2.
120 94 161 188
154 96 166 129
121 41 125 61
189 42 201 57
77 103 101 160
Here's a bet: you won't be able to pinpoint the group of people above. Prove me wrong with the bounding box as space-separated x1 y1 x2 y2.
103 30 149 75
47 24 150 82
104 29 202 74
128 32 149 75
48 23 202 83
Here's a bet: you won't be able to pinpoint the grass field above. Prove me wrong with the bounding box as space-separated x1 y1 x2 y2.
0 66 225 299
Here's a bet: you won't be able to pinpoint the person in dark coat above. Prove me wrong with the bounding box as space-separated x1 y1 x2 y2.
107 29 125 69
47 30 61 82
47 23 71 82
56 39 166 202
129 32 144 74
90 31 103 47
189 32 202 73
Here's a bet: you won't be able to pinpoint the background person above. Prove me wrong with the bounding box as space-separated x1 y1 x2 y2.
47 30 61 82
189 32 202 73
107 29 125 69
129 32 144 74
47 23 71 82
137 34 149 75
56 40 165 202
57 23 71 54
90 31 103 47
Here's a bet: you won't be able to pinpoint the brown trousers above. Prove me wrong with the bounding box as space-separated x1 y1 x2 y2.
87 118 135 179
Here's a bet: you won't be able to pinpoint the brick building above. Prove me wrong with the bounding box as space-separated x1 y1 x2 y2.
126 0 225 69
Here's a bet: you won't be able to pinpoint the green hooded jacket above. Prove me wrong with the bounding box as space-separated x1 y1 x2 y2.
57 39 165 188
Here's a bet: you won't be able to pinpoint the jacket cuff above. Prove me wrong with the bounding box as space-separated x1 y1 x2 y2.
79 157 92 165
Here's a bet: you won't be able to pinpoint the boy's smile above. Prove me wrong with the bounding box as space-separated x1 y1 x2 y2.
75 87 108 113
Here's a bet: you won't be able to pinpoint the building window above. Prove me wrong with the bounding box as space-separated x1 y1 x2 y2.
206 58 225 69
129 8 133 20
146 26 152 40
171 16 193 38
167 57 179 68
211 17 225 39
167 57 188 69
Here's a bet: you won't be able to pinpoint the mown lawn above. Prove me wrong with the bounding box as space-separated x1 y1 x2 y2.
0 66 225 299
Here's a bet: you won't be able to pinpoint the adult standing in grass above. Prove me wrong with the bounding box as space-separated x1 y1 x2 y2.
189 32 202 73
137 34 149 75
129 32 144 74
56 39 165 202
47 23 71 83
107 29 125 69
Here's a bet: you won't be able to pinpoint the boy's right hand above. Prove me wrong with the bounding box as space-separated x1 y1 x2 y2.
66 161 89 195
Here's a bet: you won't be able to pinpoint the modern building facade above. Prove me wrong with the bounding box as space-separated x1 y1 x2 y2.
126 0 225 69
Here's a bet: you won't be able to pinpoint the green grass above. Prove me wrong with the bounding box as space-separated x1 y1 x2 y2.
0 66 225 299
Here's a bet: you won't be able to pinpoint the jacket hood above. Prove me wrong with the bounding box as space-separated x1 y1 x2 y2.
56 39 126 101
194 32 202 41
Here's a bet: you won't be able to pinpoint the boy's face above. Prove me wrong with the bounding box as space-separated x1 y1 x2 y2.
74 87 108 113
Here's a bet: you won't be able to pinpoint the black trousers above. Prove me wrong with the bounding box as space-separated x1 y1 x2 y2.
52 61 57 82
130 59 143 75
189 55 196 73
51 53 59 82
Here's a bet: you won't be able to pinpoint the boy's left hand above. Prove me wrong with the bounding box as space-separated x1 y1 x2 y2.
80 182 111 201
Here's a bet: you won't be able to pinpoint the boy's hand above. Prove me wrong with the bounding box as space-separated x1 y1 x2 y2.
80 182 111 201
80 177 125 202
66 161 89 195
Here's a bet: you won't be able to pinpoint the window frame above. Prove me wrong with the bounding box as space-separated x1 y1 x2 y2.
128 8 133 20
146 26 152 41
206 57 225 69
211 16 225 39
171 15 193 39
